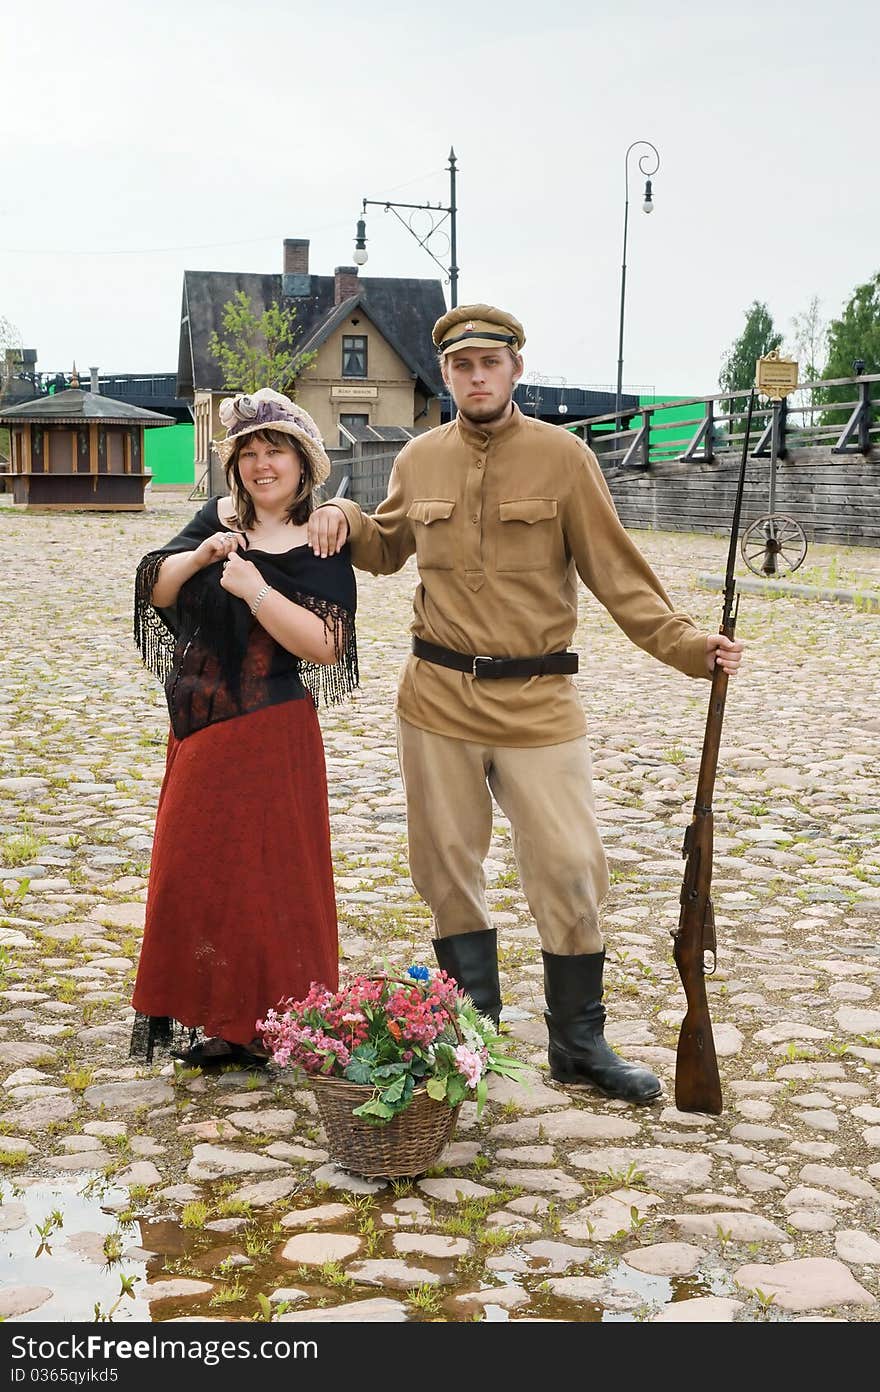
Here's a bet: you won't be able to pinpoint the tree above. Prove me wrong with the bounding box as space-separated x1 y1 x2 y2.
785 295 828 427
208 291 316 395
719 300 783 399
788 295 828 381
816 272 880 426
0 315 23 385
0 317 24 460
0 314 22 352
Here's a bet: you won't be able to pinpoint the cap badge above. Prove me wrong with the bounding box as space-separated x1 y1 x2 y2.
464 321 475 332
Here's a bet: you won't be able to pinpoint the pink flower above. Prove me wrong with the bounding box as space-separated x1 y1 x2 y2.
454 1044 484 1088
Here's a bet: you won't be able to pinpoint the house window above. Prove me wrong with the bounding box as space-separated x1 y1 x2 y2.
342 335 367 378
107 432 125 475
339 413 369 445
48 430 74 473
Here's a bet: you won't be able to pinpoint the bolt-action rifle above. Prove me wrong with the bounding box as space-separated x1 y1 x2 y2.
672 390 755 1115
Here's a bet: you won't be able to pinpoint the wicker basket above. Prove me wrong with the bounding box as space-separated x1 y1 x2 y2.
309 1075 460 1178
307 972 463 1178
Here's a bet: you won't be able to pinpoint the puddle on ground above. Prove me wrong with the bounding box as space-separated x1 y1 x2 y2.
1 1179 151 1322
2 1178 742 1322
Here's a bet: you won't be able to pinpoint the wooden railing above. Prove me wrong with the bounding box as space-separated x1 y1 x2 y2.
566 374 880 469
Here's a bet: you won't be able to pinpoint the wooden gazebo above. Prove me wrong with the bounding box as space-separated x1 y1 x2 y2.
0 389 174 509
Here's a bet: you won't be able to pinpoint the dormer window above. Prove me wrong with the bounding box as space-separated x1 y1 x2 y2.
342 335 367 378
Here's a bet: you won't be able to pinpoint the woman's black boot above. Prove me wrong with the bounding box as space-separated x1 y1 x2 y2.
432 928 502 1027
543 948 661 1104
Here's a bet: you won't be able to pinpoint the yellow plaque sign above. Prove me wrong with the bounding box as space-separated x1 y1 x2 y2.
755 350 799 399
330 385 378 400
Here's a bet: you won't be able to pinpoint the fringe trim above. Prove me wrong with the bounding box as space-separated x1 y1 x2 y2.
129 1011 202 1064
295 593 360 709
133 553 177 684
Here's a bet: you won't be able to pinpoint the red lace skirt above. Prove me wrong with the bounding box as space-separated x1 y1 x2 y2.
131 697 339 1049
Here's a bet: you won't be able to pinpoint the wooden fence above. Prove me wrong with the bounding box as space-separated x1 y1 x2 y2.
567 374 880 548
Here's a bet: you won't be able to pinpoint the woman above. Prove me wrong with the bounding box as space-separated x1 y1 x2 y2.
129 388 357 1068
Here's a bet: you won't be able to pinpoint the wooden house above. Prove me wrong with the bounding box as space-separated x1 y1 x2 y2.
177 239 446 478
0 389 173 509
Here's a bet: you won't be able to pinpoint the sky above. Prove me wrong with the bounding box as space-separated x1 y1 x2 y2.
3 0 879 397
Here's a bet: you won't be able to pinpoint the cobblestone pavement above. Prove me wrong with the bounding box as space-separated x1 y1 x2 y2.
1 494 879 1324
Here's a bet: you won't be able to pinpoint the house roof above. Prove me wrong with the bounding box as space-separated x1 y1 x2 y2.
338 422 414 445
178 271 447 400
0 389 174 426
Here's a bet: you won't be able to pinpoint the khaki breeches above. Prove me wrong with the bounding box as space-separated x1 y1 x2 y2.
396 716 609 955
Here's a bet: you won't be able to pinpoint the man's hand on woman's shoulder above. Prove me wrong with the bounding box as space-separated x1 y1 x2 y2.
308 505 350 558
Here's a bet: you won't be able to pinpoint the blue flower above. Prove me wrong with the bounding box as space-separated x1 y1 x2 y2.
406 965 430 981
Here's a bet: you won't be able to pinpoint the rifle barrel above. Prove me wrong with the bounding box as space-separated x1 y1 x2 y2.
722 389 756 623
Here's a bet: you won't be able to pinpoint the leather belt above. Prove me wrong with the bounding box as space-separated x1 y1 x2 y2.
412 637 578 680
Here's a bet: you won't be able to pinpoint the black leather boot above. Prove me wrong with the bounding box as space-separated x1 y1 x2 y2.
432 929 502 1027
543 949 661 1104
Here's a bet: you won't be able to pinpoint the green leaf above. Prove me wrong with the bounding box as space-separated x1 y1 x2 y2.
343 1057 374 1086
445 1074 469 1106
489 1058 529 1079
374 1062 407 1081
425 1077 447 1101
475 1077 488 1116
380 1075 407 1104
351 1098 395 1121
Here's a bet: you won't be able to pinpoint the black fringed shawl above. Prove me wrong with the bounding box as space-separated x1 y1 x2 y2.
134 499 358 739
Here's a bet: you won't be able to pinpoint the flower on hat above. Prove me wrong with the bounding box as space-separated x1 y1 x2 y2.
219 387 319 437
218 395 256 429
214 385 331 483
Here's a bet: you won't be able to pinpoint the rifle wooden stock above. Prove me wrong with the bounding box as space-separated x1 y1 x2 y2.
672 659 729 1115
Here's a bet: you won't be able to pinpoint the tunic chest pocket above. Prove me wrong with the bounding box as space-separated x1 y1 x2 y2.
407 498 456 569
496 497 558 570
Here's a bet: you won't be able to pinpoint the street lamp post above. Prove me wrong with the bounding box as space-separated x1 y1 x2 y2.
353 148 459 306
525 372 568 419
615 140 660 422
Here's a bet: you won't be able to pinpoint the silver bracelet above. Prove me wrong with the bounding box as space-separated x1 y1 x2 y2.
249 583 271 618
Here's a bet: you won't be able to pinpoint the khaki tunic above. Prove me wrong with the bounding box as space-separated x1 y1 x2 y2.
327 405 709 746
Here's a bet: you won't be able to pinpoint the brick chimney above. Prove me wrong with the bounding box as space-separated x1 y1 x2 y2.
334 266 359 305
283 239 309 274
89 366 100 394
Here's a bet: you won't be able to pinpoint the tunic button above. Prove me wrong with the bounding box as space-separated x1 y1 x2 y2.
471 515 479 524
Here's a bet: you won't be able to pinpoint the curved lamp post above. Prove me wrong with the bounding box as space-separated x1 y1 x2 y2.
615 140 660 421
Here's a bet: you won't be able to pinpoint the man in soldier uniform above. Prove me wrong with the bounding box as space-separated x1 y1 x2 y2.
308 304 743 1104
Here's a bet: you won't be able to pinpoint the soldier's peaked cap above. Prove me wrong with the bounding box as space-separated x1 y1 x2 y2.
432 303 526 356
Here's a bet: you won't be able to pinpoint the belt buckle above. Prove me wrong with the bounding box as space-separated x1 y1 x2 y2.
472 655 494 678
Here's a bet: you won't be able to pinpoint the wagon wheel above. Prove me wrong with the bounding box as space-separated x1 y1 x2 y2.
740 514 808 578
